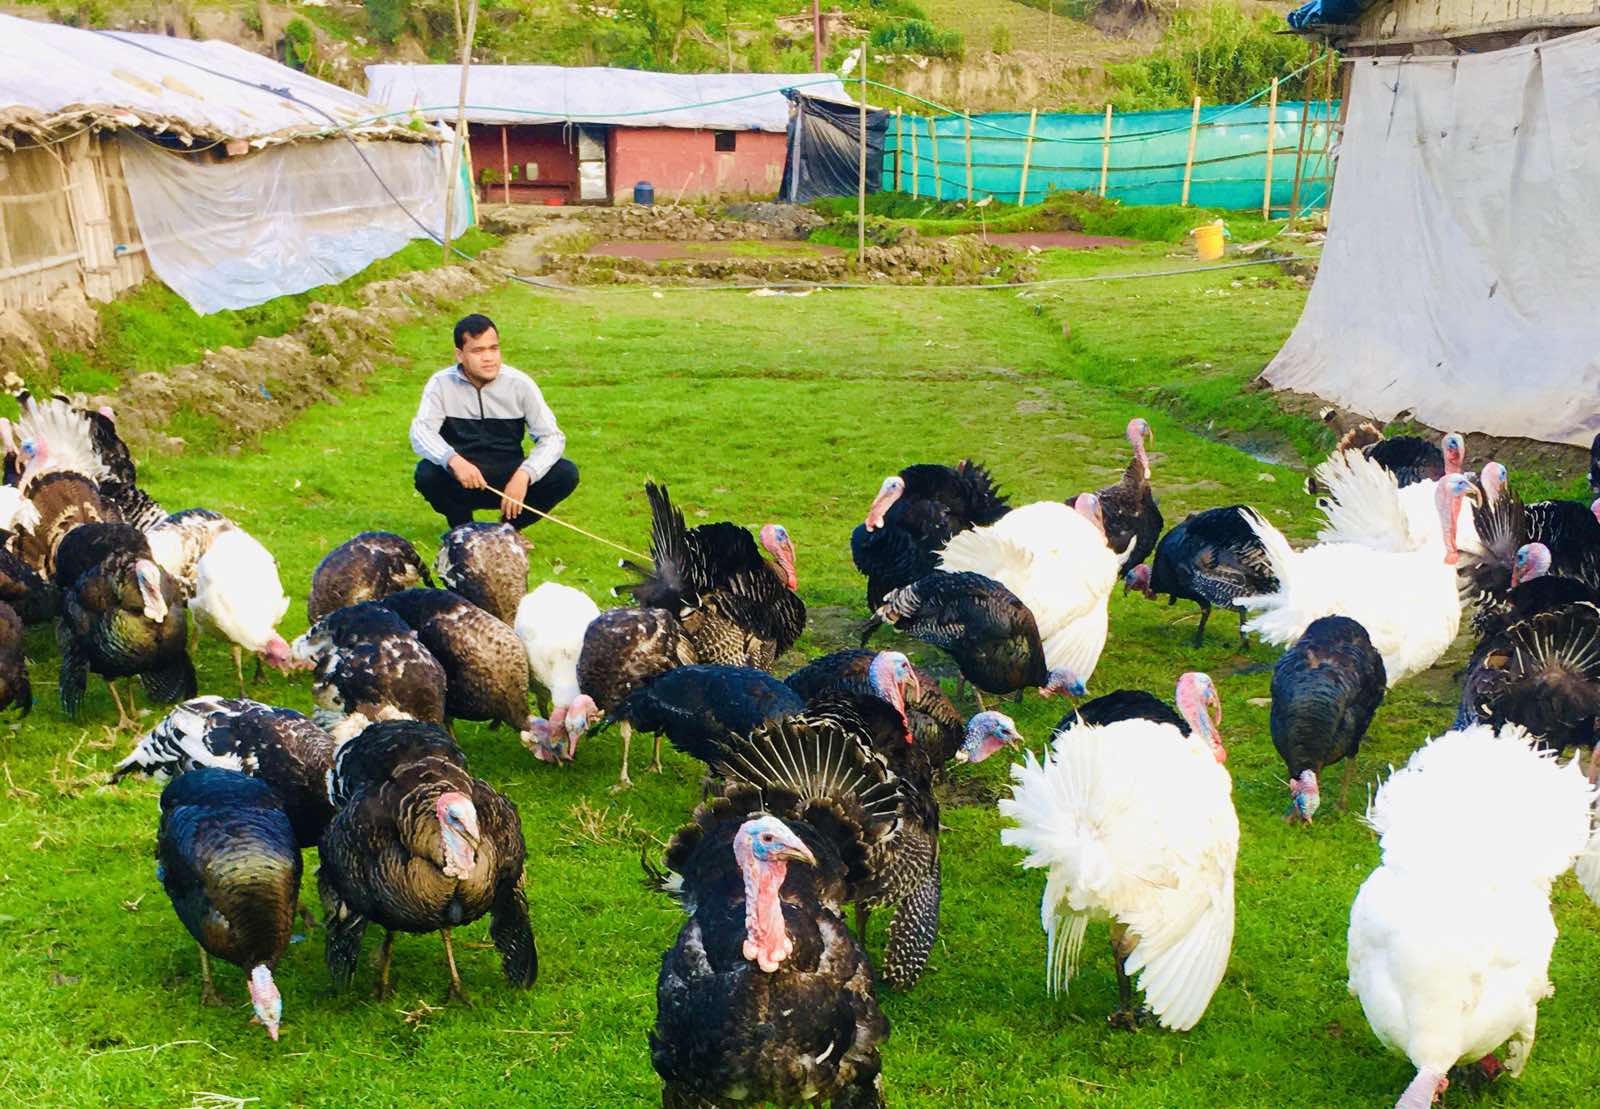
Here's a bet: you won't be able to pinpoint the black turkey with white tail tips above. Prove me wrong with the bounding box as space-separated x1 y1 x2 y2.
850 459 1010 610
1091 417 1163 572
114 697 337 848
307 532 432 624
156 767 299 1041
862 571 1084 704
783 648 964 766
1126 506 1278 649
317 720 536 1002
1271 615 1386 823
433 522 527 626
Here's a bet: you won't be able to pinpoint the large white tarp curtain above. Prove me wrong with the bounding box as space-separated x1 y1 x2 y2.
1261 29 1600 447
120 132 469 315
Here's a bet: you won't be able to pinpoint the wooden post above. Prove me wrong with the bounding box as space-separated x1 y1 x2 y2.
1288 89 1313 223
857 42 867 265
812 0 823 71
927 115 941 200
894 108 903 192
963 112 973 201
1098 103 1112 198
1180 95 1201 207
1016 107 1037 206
1316 53 1340 215
500 125 510 205
442 0 479 261
1261 77 1278 218
911 116 920 198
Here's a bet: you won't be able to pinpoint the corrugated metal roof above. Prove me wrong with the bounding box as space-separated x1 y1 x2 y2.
0 14 421 147
364 64 853 132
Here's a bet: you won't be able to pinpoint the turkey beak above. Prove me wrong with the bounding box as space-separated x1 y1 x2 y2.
903 669 922 704
775 839 817 867
864 481 900 531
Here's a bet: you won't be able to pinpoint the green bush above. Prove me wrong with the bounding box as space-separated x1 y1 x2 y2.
869 18 963 58
364 0 410 45
282 18 317 71
1107 4 1322 110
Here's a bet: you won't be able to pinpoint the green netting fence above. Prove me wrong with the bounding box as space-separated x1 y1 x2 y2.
882 100 1339 214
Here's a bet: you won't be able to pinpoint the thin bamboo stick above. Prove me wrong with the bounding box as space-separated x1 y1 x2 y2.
911 117 920 198
928 115 941 201
964 112 973 201
1098 104 1112 198
1262 78 1278 218
894 108 903 192
1017 108 1038 206
1180 95 1201 207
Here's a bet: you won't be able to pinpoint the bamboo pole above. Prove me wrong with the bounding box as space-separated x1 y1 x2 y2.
1261 77 1278 218
894 108 903 192
1317 53 1341 216
928 115 941 201
911 116 920 198
857 42 867 265
963 112 974 202
812 0 823 70
441 0 479 262
500 125 510 205
1180 95 1201 207
1098 103 1112 198
1016 108 1037 206
1288 88 1313 224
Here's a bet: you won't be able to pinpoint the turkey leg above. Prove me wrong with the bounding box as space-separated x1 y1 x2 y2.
1191 603 1212 649
374 930 396 1001
611 721 634 793
198 948 226 1006
1106 925 1154 1030
440 927 470 1004
645 734 663 775
106 680 138 733
232 645 247 698
855 902 872 940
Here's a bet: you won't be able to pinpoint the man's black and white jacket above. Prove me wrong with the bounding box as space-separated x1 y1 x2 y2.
409 364 566 481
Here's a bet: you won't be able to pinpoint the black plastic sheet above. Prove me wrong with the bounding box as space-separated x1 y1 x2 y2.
777 89 889 203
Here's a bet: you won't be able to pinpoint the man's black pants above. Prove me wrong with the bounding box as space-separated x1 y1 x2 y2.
414 457 580 530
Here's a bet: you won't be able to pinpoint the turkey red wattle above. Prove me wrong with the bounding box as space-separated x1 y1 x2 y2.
1434 474 1481 565
1176 672 1226 763
760 524 798 590
733 817 815 973
863 475 904 532
436 792 480 879
867 650 919 742
134 559 168 623
1127 417 1154 480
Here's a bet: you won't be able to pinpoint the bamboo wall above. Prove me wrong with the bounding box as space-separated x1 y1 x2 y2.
0 133 149 311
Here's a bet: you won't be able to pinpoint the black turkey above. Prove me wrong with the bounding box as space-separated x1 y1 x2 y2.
378 588 536 743
156 767 299 1041
291 602 447 727
318 720 536 1001
433 522 527 625
1589 433 1600 497
783 648 964 766
0 600 30 717
862 570 1083 704
115 697 337 848
1126 506 1278 648
307 532 432 623
576 605 700 788
1458 600 1600 778
1306 423 1459 493
1091 417 1162 571
1054 689 1186 736
1270 616 1387 822
618 483 805 670
1460 465 1600 628
610 664 804 768
850 459 1010 610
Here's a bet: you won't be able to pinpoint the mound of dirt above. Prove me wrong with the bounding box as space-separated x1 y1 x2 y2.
479 202 818 243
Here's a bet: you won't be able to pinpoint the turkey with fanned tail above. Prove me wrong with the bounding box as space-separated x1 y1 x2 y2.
783 648 965 766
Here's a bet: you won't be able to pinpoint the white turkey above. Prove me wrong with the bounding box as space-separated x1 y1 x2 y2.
513 582 601 763
963 672 1238 1032
1239 466 1479 686
938 494 1122 685
1347 723 1600 1108
192 528 293 693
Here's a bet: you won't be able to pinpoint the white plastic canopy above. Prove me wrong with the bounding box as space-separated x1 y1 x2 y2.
1261 28 1600 447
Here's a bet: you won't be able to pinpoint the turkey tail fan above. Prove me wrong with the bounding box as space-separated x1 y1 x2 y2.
954 458 1010 522
1457 484 1528 606
109 697 221 782
100 480 166 531
1469 602 1600 740
16 393 109 483
56 622 88 719
1312 451 1413 552
140 653 198 707
1236 508 1296 603
628 482 697 608
488 872 539 988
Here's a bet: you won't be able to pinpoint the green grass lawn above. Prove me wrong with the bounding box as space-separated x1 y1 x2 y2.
2 251 1596 1106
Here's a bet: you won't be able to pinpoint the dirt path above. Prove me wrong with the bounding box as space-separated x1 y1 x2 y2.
587 240 843 262
982 231 1138 250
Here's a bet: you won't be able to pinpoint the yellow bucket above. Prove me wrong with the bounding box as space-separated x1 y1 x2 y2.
1191 221 1226 261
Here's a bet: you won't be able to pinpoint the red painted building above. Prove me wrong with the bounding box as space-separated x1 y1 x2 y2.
366 64 851 206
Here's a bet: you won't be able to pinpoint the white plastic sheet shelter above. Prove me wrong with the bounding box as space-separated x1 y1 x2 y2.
364 64 851 131
0 13 417 145
1261 29 1600 447
119 131 468 315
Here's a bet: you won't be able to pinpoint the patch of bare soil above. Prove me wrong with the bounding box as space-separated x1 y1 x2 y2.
587 240 843 262
983 231 1139 250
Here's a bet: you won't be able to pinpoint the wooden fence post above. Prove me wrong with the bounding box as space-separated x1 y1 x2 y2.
964 112 974 202
894 108 903 192
1098 103 1112 198
1180 95 1201 207
857 43 867 264
1289 91 1313 223
1262 77 1278 218
911 116 920 198
442 0 479 261
500 126 510 205
928 115 941 200
1017 107 1038 206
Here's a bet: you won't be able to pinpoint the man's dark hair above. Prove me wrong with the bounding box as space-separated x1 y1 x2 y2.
454 313 498 350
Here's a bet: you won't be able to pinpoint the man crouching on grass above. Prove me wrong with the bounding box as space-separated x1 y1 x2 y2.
410 313 579 533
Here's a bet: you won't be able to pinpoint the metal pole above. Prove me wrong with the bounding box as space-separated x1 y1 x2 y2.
442 0 478 262
1180 95 1200 207
1262 77 1278 218
857 43 867 265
